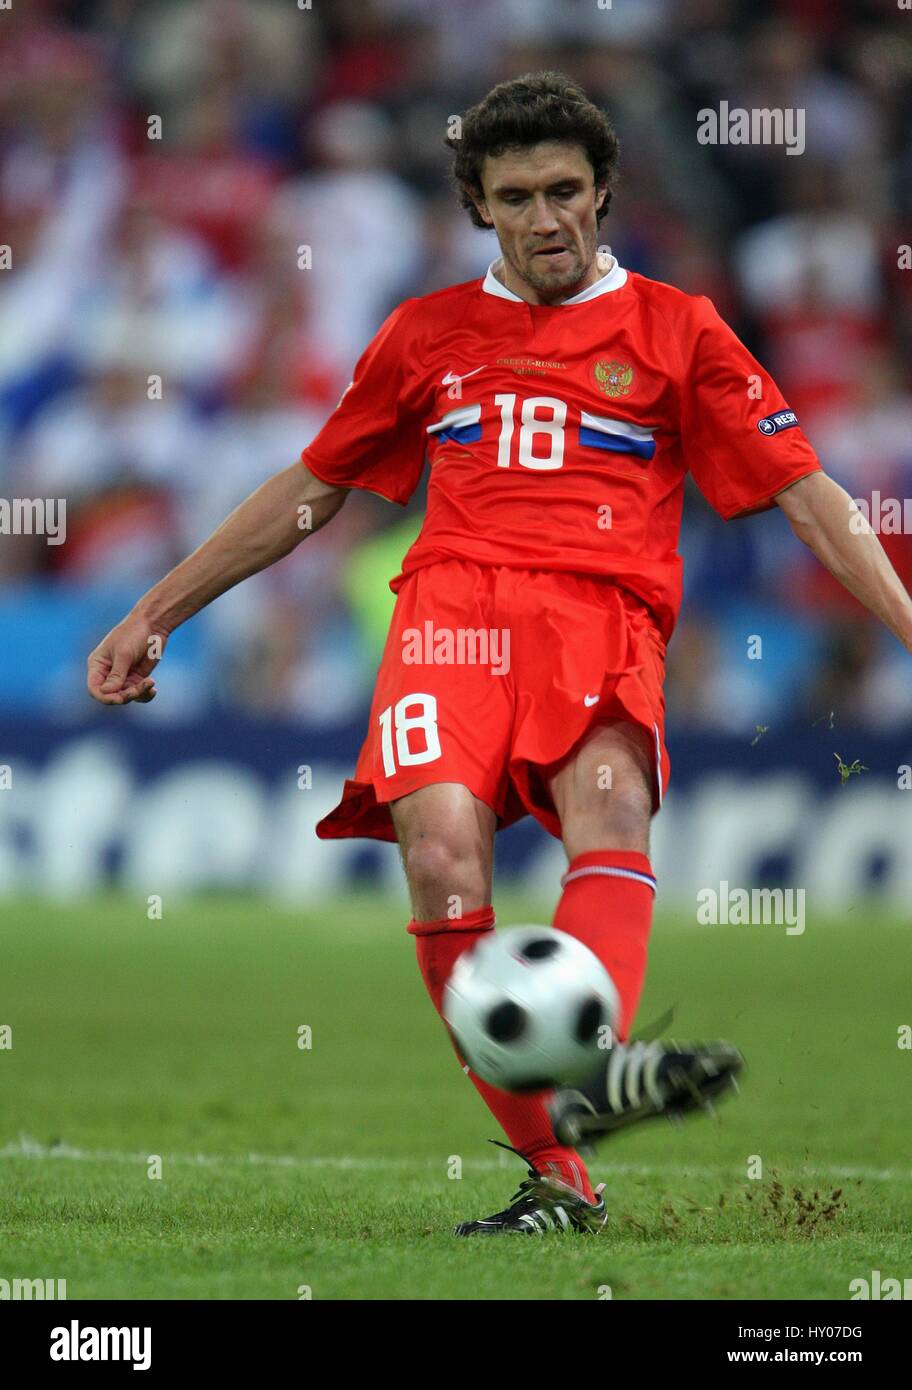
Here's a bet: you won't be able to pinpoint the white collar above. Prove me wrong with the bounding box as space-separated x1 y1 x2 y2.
482 254 628 304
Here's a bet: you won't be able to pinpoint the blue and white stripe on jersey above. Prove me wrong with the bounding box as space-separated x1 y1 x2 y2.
426 404 482 444
579 412 657 461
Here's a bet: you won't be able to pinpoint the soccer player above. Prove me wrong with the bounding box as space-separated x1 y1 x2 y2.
88 73 912 1236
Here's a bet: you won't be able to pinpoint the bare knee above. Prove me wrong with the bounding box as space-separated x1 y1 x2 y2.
549 721 654 858
391 785 495 920
403 835 489 915
560 783 652 857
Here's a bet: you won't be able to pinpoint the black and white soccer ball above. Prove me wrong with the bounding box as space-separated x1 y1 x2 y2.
442 926 619 1092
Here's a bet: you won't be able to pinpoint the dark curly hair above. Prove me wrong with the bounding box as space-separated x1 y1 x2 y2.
447 71 620 229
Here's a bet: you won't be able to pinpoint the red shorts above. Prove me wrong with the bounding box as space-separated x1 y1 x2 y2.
315 560 670 844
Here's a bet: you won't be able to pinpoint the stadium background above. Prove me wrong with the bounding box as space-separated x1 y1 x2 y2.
2 0 912 906
2 0 912 1308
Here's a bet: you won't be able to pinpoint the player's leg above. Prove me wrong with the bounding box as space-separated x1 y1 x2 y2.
548 717 655 1040
391 781 601 1224
550 717 653 857
392 780 495 920
492 571 742 1158
545 719 742 1146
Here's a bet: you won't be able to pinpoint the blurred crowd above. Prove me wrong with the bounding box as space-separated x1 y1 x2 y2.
2 0 912 730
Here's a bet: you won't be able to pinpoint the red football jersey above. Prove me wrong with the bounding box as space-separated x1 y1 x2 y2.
301 258 821 641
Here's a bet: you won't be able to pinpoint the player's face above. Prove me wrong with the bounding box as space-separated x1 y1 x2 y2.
473 142 607 304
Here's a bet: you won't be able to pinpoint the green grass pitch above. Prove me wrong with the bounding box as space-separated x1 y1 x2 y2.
1 891 910 1300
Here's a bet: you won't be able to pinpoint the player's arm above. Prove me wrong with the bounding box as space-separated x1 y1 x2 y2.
774 470 912 652
88 297 427 707
86 463 347 706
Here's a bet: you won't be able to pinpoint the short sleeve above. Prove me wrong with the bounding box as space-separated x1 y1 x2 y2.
301 299 429 506
681 297 822 520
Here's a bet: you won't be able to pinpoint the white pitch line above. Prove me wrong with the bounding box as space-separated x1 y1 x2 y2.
0 1137 909 1183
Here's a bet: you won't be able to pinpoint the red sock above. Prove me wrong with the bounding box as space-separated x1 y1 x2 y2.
409 906 595 1201
552 850 656 1041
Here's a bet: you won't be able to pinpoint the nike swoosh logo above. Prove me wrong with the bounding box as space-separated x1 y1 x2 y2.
584 694 600 706
441 365 487 386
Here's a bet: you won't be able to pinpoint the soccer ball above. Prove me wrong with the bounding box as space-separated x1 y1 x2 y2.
442 925 619 1092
